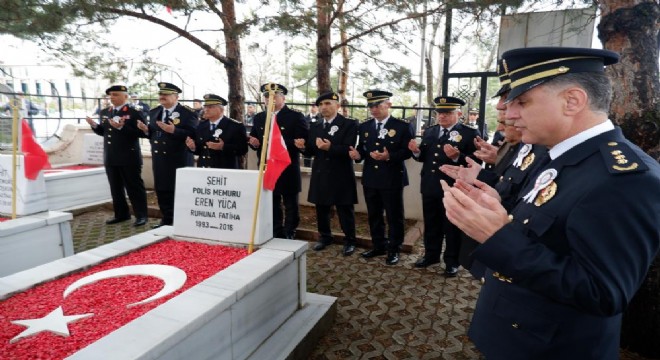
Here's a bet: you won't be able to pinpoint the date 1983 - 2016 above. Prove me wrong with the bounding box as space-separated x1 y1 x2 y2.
196 221 234 231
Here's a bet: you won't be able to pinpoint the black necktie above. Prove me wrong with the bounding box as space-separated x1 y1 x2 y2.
440 128 449 139
376 122 382 132
165 110 171 122
211 123 216 132
324 121 330 132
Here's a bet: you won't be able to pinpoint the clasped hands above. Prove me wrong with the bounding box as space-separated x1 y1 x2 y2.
439 157 508 243
186 137 224 151
294 138 331 151
407 139 460 161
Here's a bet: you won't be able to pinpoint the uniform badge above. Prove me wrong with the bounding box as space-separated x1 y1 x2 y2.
213 129 223 138
388 129 396 137
448 130 462 142
329 125 339 136
172 118 180 125
513 144 532 168
378 128 388 139
522 168 558 206
521 153 536 171
171 111 180 119
534 181 557 206
111 116 121 124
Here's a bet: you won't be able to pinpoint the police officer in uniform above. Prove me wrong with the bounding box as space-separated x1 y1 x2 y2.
408 96 480 276
441 68 548 279
348 90 413 265
137 82 197 228
186 94 247 169
86 85 148 226
248 83 308 239
441 47 660 359
295 91 359 256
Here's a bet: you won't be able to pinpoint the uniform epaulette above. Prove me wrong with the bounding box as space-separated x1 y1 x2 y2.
182 104 196 113
228 117 242 124
600 141 649 174
391 117 408 124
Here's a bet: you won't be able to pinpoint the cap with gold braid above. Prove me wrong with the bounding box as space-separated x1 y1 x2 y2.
315 91 339 106
203 94 228 106
492 59 511 98
363 90 392 107
501 47 619 102
432 96 465 113
260 83 288 95
105 85 128 95
157 82 182 95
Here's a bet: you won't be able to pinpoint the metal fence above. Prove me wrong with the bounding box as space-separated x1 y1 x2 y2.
1 90 443 146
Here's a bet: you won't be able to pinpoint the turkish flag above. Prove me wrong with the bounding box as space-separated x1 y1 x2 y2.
263 115 291 191
21 119 51 180
0 239 247 359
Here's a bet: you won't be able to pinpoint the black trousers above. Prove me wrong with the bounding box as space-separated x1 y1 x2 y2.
156 189 175 225
316 204 356 245
422 194 461 267
105 164 147 219
273 191 299 238
363 186 405 251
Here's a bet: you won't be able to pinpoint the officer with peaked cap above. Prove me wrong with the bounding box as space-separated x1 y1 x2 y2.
294 91 359 256
137 82 198 228
441 47 660 359
186 94 247 169
86 85 148 227
248 83 308 239
348 89 413 265
408 96 480 275
440 59 548 280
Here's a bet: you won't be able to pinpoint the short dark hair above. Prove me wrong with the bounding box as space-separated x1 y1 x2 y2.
544 73 612 113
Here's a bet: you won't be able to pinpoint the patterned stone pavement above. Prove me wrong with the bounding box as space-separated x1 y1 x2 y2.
70 208 484 359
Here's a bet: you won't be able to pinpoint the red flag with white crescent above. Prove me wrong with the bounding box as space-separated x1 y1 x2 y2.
263 114 291 191
0 240 247 359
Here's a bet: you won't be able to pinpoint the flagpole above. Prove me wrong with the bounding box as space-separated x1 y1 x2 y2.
10 100 20 220
247 86 276 254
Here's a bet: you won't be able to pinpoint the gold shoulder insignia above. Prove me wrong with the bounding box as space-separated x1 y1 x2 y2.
600 142 648 174
182 104 196 112
229 117 242 124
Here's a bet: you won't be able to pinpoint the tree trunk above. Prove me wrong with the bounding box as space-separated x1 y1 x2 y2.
220 0 245 122
338 9 349 102
426 16 441 106
598 1 660 357
316 0 332 94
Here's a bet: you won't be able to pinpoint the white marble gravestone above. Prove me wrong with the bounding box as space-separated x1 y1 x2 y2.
173 168 273 246
80 134 104 165
0 154 48 216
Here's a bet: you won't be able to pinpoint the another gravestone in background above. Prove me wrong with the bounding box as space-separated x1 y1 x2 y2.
81 133 104 165
173 168 273 245
0 155 48 215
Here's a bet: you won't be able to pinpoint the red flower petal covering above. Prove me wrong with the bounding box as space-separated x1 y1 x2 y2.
0 239 248 359
44 165 101 173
